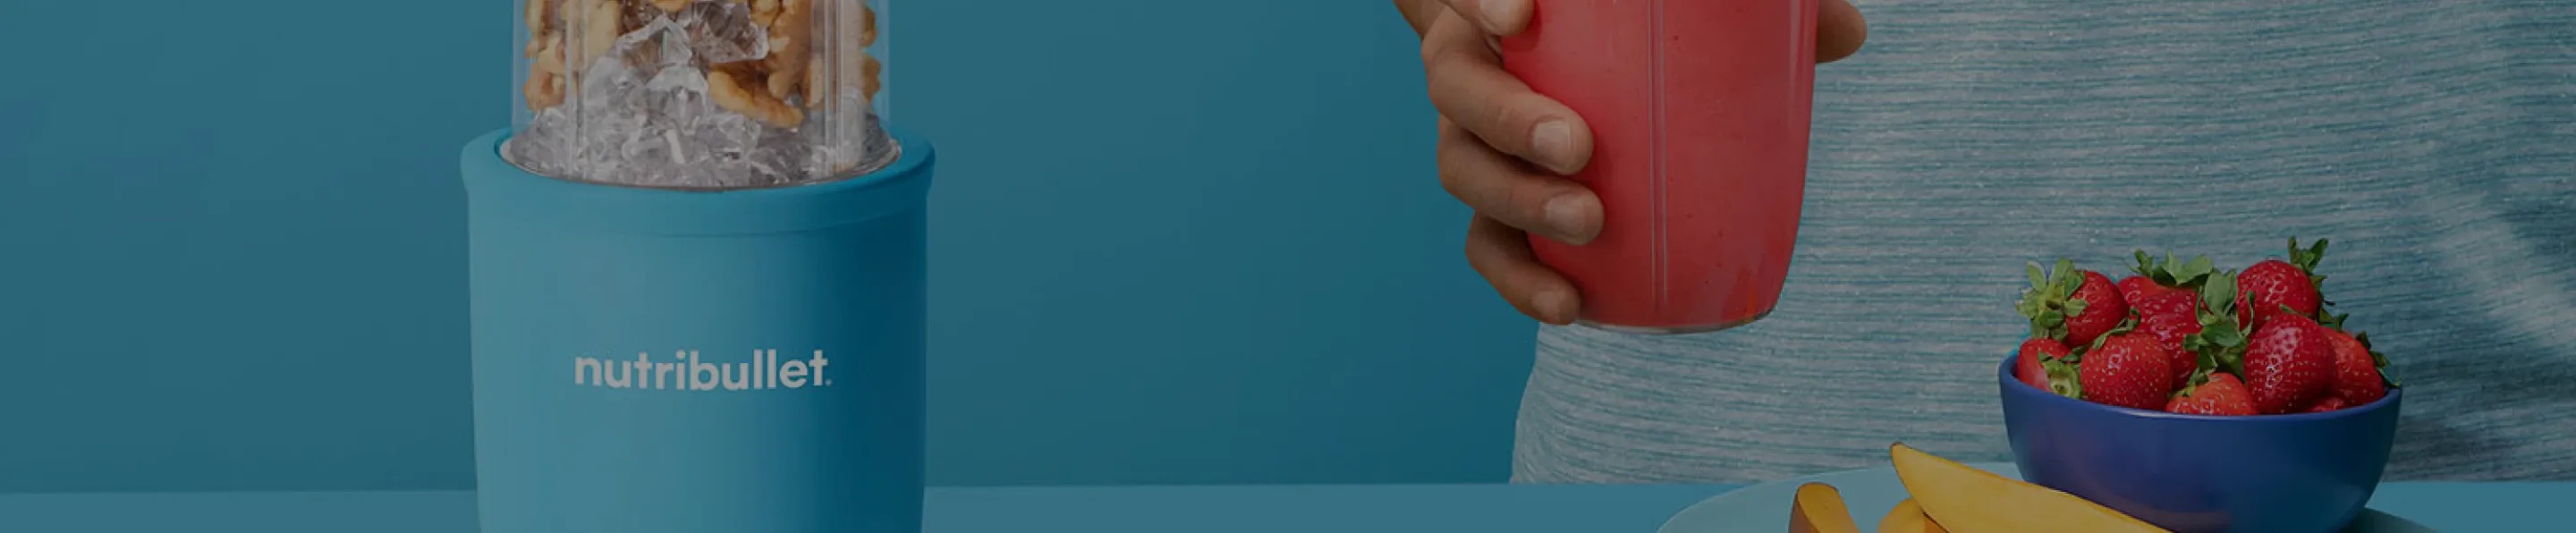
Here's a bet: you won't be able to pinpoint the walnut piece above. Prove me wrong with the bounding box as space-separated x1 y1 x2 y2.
860 53 882 102
524 1 563 110
530 31 568 76
763 0 812 102
577 0 624 69
812 4 883 109
858 2 877 47
751 0 782 28
524 1 555 58
525 0 874 121
709 65 806 129
525 72 566 110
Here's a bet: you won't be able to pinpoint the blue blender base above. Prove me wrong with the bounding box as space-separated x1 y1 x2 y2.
460 129 936 533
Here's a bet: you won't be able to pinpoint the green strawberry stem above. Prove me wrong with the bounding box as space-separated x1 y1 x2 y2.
2288 236 2333 309
2131 250 2217 289
2182 270 2252 377
2015 258 2087 341
2199 270 2241 325
2088 315 2139 353
2320 311 2350 332
2357 332 2403 387
2287 236 2329 275
2042 356 2085 400
2170 366 2216 401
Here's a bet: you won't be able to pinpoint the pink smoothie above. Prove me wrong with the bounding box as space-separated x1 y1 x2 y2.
1500 0 1819 334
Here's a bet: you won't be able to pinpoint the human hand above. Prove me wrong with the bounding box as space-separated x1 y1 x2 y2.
1415 0 1869 324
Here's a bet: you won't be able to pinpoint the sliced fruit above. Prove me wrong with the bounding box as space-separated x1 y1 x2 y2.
1877 498 1948 533
1791 482 1862 533
1887 443 2167 532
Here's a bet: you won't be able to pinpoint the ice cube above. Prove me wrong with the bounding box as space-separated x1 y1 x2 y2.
674 1 768 64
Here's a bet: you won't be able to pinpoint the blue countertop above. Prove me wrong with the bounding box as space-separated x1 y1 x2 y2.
3 481 2563 532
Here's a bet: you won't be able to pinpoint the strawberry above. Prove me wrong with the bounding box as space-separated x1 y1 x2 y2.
2165 372 2258 416
2234 238 2329 329
2124 251 2219 382
2016 259 2130 348
2137 312 2202 382
2016 337 2071 391
2078 331 2174 411
2236 314 2335 414
2324 327 2391 406
2305 396 2349 413
2065 271 2130 348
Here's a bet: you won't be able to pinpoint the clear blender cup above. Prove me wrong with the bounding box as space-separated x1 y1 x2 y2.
507 0 896 189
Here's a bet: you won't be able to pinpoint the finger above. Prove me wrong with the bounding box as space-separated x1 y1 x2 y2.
1420 13 1593 174
1818 0 1869 63
1439 119 1601 244
1435 0 1534 36
1441 0 1861 63
1466 214 1581 326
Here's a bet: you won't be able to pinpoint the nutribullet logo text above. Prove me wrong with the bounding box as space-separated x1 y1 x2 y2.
572 350 833 390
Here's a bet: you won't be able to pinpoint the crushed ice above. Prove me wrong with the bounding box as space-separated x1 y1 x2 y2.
506 1 894 190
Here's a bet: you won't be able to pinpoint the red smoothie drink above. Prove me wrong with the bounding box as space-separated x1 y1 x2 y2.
1500 0 1820 334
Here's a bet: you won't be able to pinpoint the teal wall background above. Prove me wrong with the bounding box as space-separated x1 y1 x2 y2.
0 1 1538 492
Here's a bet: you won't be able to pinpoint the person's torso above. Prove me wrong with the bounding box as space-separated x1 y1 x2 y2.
1513 0 2576 484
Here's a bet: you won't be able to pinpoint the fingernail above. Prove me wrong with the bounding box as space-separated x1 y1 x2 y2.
1532 288 1578 325
1530 120 1578 173
1479 0 1525 34
1543 193 1601 245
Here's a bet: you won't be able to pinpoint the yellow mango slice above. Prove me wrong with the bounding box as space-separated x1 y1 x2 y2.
1790 482 1862 533
1887 443 2168 532
1876 498 1947 533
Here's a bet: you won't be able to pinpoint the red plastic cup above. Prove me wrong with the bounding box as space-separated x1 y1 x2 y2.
1500 0 1821 334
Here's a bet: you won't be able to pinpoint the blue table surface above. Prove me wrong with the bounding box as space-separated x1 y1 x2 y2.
3 482 2566 532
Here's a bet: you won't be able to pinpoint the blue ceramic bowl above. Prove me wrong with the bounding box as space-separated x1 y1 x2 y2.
1997 354 2401 533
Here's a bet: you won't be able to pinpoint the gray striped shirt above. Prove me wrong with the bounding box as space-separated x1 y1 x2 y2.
1510 0 2576 483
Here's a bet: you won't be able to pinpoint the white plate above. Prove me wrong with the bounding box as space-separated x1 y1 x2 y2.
1656 462 2432 533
